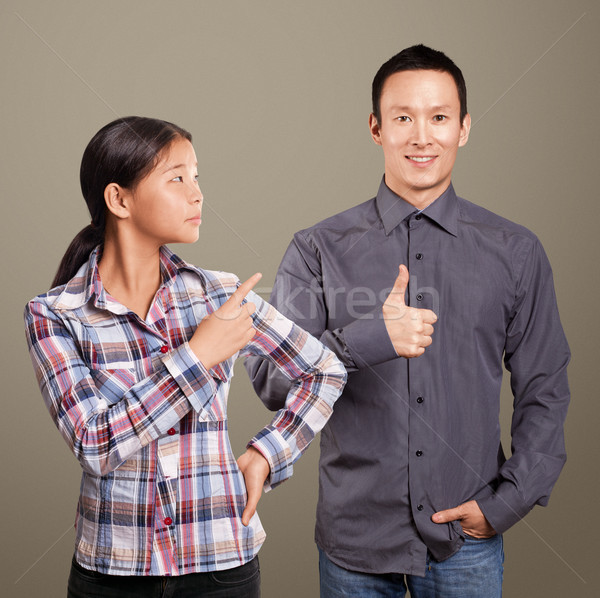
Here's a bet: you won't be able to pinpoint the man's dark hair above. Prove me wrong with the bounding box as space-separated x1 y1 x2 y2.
372 44 467 124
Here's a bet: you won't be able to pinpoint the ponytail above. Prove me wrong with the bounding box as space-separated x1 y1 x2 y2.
51 224 104 288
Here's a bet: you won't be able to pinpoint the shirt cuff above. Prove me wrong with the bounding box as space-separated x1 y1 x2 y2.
248 427 294 492
161 342 220 417
476 482 533 534
343 307 398 368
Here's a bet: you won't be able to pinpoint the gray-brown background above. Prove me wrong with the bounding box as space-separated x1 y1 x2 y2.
2 1 598 596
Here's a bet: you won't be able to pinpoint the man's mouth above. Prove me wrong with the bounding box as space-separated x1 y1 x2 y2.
407 156 436 163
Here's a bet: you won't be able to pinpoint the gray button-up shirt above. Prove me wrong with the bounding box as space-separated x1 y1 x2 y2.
245 179 570 575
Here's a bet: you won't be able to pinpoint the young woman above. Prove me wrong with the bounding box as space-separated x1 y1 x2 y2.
24 116 346 597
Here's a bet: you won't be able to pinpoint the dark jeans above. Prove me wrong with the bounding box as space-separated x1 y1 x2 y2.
67 555 260 598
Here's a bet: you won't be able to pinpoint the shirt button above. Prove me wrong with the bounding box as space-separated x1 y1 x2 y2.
160 346 169 354
415 214 422 221
416 253 423 260
167 428 177 436
164 517 173 526
416 450 423 457
417 504 424 511
416 293 424 301
416 396 424 404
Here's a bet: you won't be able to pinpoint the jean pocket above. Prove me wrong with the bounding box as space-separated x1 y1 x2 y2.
209 556 260 586
70 556 108 581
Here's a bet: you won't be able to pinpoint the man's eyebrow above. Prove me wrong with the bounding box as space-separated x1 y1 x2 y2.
389 104 453 112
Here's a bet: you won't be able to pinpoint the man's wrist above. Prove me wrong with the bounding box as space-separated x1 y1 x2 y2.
344 307 399 368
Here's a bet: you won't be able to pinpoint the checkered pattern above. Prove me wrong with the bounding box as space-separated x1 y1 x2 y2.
25 246 346 576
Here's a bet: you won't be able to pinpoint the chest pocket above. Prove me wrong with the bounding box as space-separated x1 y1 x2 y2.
68 315 143 405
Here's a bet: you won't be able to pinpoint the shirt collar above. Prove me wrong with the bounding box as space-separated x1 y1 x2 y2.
55 245 200 311
376 177 459 237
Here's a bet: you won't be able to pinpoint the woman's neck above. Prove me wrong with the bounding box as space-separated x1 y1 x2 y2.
98 235 163 320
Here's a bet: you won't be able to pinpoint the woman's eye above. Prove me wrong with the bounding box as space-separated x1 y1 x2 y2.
172 176 183 182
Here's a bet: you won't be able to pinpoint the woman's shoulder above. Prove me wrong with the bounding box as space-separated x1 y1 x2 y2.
26 248 97 316
25 279 79 316
171 256 241 302
162 246 240 296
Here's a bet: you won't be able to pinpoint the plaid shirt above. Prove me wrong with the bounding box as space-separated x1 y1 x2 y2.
25 246 346 576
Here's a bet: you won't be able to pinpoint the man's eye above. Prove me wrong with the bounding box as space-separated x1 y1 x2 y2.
396 116 411 122
433 115 447 122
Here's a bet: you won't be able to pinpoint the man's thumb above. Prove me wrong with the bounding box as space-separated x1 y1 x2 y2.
391 265 409 303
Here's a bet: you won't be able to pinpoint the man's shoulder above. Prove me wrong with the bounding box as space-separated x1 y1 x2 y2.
456 195 539 243
294 196 378 242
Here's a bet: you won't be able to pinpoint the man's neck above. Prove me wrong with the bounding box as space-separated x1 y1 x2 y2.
384 177 451 211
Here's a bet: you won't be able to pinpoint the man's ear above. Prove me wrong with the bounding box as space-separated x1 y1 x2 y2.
104 183 131 219
369 113 383 146
458 113 471 147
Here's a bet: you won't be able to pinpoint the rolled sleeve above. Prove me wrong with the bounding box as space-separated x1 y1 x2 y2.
242 290 346 490
162 341 220 416
248 427 294 491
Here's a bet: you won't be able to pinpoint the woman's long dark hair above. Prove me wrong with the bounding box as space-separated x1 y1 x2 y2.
52 116 192 288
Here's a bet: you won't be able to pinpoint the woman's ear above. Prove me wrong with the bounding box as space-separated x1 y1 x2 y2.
104 183 131 219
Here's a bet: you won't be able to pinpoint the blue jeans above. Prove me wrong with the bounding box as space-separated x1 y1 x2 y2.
67 555 260 598
319 535 504 598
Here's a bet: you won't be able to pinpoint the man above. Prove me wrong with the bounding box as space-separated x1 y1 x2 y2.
246 45 570 597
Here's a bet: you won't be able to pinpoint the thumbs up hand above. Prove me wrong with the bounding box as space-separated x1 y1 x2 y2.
189 273 262 370
382 265 437 358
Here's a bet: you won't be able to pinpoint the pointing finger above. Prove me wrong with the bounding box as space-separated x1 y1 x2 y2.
228 273 262 305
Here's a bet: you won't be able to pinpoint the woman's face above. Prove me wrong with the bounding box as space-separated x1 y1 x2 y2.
124 137 204 247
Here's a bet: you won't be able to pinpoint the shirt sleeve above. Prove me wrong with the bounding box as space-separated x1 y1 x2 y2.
24 298 222 477
240 289 347 490
476 237 571 533
245 230 396 410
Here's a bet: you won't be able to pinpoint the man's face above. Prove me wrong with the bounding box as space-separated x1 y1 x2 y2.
369 69 471 208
